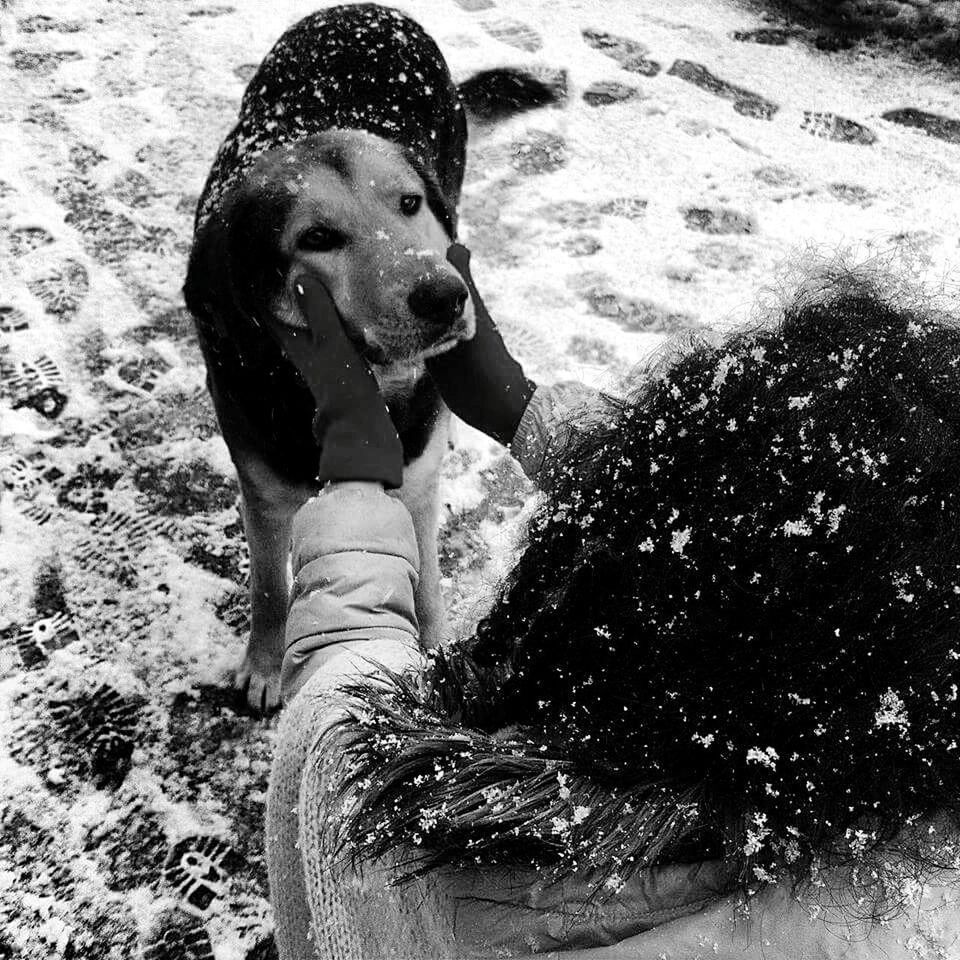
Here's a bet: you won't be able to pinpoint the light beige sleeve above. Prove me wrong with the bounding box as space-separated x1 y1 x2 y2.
280 484 422 703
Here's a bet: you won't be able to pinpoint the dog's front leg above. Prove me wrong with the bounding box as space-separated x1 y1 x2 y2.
396 410 450 651
234 451 313 713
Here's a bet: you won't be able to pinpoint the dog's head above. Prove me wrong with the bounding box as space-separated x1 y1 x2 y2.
186 130 474 375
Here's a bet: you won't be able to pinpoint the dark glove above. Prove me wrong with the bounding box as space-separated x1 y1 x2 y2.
426 243 537 446
269 276 404 489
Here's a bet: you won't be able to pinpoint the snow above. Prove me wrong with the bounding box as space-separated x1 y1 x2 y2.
2 0 960 955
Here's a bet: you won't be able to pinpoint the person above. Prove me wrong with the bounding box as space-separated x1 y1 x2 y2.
265 245 960 958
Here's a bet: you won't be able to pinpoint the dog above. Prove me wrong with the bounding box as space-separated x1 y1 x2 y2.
184 4 560 712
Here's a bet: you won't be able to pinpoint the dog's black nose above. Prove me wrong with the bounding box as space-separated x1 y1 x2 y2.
407 275 468 326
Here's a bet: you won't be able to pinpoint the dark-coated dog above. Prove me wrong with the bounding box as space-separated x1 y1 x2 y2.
184 4 558 711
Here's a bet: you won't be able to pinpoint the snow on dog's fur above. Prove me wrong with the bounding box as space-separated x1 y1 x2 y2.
184 4 560 711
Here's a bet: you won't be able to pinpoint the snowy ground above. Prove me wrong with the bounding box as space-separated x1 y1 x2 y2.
2 0 960 956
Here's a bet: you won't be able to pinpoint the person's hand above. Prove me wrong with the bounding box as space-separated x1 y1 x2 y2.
269 276 404 489
426 244 537 446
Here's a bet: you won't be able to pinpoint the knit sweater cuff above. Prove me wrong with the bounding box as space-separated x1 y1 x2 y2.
510 381 607 489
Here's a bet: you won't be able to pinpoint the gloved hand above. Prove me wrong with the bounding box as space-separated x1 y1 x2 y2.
426 243 537 446
269 276 404 489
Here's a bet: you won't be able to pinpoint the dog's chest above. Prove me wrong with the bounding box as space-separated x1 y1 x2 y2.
376 364 445 464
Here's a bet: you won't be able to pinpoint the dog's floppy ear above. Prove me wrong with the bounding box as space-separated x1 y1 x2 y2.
183 183 292 367
183 212 234 342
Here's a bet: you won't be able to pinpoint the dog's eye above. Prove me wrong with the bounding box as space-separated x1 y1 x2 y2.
400 194 422 216
298 226 344 252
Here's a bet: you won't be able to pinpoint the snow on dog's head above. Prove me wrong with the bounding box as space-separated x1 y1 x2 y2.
184 4 471 370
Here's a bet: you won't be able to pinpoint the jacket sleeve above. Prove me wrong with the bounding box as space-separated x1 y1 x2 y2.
510 329 726 492
509 381 617 491
534 873 960 959
279 483 423 704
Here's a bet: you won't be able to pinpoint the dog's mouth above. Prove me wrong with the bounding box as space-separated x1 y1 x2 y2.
420 315 475 359
280 310 474 369
354 329 391 365
358 314 475 365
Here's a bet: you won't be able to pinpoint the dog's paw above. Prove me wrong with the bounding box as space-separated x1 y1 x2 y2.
235 653 282 714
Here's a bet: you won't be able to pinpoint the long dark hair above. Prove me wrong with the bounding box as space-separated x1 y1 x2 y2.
332 267 960 909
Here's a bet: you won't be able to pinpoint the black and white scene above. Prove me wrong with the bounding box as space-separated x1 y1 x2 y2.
3 0 960 957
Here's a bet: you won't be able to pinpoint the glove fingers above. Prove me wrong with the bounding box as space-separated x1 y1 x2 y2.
280 274 375 392
446 243 492 330
294 275 382 389
331 362 382 411
293 274 340 343
264 275 340 383
268 323 318 384
446 242 471 277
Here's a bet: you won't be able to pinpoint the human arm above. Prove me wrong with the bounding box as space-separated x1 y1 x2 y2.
265 281 425 955
427 243 618 489
262 275 422 702
267 594 424 960
279 481 423 701
270 275 404 489
509 378 616 491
